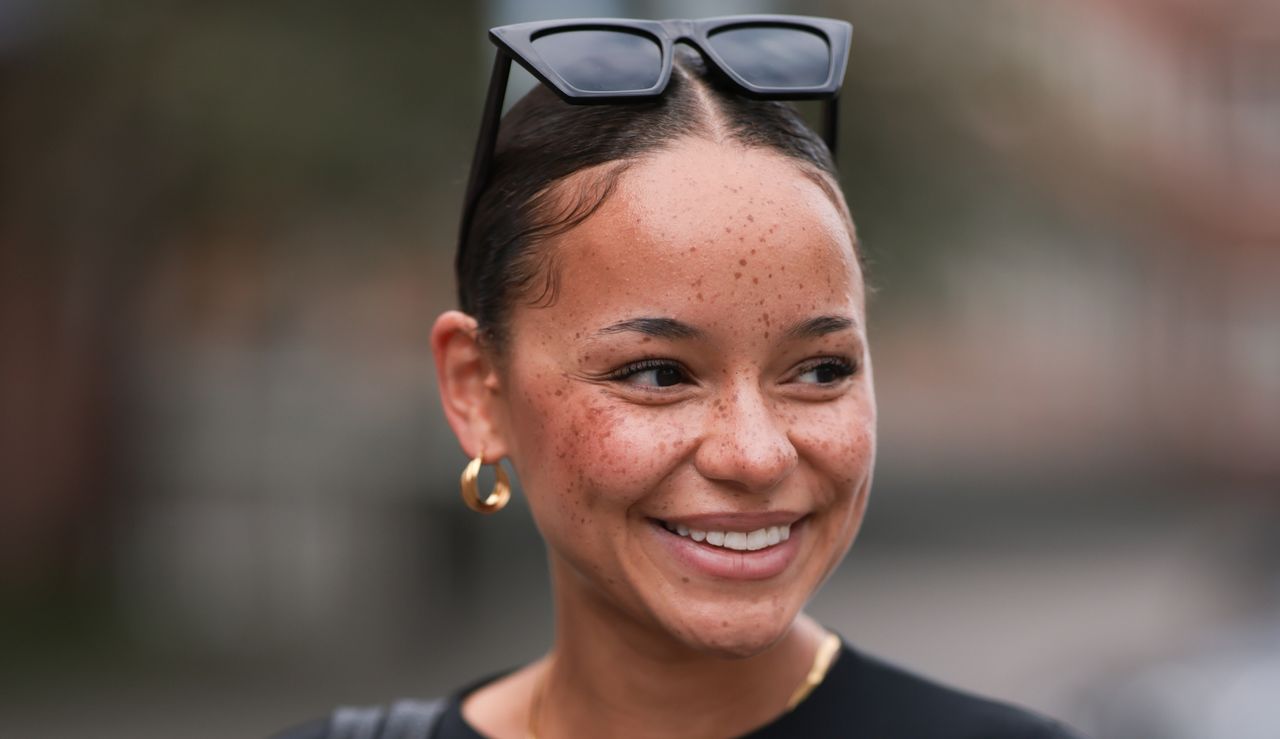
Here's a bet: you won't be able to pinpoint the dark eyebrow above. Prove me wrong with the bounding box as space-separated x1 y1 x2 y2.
783 315 857 340
596 317 703 340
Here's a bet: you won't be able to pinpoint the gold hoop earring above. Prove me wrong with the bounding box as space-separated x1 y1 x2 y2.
460 448 510 514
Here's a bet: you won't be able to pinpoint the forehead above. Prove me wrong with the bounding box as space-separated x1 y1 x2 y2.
615 139 852 262
517 138 862 331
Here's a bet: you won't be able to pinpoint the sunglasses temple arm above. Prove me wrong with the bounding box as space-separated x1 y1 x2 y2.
822 96 839 158
458 49 512 252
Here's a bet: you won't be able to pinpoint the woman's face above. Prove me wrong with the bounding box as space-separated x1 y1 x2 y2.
495 137 875 656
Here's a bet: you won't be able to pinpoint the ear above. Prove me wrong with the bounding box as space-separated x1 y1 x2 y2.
430 310 510 462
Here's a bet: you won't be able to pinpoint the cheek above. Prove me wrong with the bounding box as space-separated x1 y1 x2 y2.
509 376 697 517
792 395 877 493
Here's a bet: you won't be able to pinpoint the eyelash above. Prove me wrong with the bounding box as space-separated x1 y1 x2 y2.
605 359 690 388
603 356 858 389
792 357 858 385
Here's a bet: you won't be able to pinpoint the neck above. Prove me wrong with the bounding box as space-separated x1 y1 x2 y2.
537 555 828 739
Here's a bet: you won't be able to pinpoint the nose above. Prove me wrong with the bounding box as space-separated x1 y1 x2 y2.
693 386 799 494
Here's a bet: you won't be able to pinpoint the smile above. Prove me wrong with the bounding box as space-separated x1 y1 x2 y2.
659 521 791 552
648 514 806 581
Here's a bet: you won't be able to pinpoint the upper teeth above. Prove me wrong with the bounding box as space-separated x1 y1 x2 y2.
664 522 791 551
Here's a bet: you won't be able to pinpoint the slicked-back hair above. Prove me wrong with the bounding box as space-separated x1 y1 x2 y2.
457 47 844 352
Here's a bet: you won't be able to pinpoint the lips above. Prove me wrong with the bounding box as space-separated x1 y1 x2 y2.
648 514 806 581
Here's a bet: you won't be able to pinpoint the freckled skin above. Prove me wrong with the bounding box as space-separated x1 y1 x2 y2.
431 134 877 739
488 137 877 657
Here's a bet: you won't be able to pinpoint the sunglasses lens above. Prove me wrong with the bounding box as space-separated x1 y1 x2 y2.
707 26 831 88
532 29 663 92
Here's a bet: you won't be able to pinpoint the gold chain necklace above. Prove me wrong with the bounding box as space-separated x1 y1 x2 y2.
526 630 841 739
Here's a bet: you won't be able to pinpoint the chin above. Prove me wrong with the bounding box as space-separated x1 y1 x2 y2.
656 595 802 659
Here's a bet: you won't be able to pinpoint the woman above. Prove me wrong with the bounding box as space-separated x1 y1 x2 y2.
278 15 1081 739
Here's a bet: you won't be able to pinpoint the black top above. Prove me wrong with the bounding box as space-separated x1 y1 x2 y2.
275 642 1084 738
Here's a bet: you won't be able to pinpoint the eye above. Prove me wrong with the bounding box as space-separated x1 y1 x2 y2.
793 357 856 385
609 359 690 388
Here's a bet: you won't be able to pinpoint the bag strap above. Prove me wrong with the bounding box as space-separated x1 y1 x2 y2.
381 700 446 739
327 698 444 739
329 706 382 739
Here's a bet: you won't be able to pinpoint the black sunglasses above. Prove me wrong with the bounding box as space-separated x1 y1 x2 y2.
458 14 853 252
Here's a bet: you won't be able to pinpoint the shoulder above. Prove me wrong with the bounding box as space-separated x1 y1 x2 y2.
269 698 449 739
814 644 1085 738
268 664 525 739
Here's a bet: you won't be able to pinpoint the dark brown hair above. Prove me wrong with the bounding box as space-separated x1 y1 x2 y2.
457 47 846 351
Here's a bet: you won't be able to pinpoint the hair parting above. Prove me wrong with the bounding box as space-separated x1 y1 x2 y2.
458 47 854 353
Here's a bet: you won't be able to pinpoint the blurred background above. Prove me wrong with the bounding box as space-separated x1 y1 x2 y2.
1 0 1277 737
